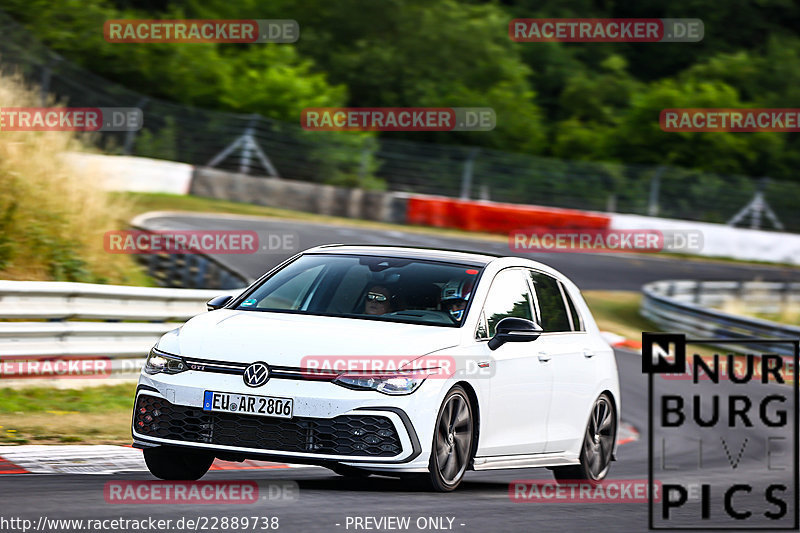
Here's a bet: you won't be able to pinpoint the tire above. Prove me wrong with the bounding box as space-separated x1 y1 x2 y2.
329 464 372 478
143 446 215 480
553 393 616 484
422 385 474 492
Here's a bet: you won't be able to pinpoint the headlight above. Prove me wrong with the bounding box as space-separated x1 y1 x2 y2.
333 372 428 395
144 347 187 375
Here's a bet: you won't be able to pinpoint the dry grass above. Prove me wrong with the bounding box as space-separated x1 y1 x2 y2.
0 412 132 444
0 72 148 284
582 290 653 341
0 382 135 444
719 300 800 326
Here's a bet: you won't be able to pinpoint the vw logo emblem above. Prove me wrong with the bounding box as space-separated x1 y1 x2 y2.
243 362 270 387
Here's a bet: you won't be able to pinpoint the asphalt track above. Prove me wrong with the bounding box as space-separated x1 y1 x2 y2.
1 214 797 532
136 212 800 290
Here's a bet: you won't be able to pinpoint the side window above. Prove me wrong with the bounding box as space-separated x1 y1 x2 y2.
482 269 533 337
562 285 584 332
529 272 571 332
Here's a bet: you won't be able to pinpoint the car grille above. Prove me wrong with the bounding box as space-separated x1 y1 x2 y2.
134 395 402 457
182 358 339 381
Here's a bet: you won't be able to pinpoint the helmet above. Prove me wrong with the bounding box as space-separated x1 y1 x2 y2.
441 278 474 321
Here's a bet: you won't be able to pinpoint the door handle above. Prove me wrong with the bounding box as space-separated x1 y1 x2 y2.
537 351 551 363
583 349 595 358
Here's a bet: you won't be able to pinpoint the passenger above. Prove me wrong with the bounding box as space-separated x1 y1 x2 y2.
440 278 474 322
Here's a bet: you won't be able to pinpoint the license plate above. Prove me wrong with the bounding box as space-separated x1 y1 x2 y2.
203 391 293 419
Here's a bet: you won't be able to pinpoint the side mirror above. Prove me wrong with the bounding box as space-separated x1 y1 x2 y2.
206 295 233 311
487 317 543 351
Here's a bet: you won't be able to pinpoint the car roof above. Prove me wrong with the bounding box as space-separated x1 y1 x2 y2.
303 244 502 266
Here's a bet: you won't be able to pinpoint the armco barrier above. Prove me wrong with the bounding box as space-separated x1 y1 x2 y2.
641 280 800 357
0 281 241 379
406 196 611 234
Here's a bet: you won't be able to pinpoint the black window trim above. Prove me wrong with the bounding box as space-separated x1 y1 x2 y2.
559 280 585 332
525 268 587 335
556 280 575 332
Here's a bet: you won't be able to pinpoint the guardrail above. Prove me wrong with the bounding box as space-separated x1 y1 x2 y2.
0 281 243 380
641 280 800 357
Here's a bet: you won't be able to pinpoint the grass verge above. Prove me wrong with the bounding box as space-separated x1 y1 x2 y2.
0 383 136 444
582 290 654 341
117 191 510 243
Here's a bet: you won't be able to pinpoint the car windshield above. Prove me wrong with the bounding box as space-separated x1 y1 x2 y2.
234 253 483 327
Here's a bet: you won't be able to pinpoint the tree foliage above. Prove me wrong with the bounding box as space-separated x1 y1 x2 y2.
2 0 799 179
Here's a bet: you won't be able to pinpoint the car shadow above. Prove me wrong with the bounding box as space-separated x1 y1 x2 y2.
294 473 514 494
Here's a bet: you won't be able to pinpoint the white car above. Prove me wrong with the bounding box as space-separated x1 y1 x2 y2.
132 245 620 491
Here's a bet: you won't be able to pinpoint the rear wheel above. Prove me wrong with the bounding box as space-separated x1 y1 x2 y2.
422 385 474 492
553 394 616 483
143 446 215 480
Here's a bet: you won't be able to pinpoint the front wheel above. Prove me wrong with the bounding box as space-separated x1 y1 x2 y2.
422 385 474 492
143 446 215 480
553 393 616 483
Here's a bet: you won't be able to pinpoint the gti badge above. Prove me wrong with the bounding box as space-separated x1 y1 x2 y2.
243 362 270 387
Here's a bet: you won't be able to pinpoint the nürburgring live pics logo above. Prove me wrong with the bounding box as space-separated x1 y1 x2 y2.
643 332 799 530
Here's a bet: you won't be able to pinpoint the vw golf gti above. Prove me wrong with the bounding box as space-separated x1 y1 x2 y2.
132 245 620 491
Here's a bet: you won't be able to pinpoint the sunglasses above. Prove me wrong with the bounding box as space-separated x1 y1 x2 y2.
366 292 388 302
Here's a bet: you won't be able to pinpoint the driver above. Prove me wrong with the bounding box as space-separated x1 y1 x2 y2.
440 278 474 322
364 285 394 315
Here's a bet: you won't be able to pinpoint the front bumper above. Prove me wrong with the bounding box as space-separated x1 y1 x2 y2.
132 370 440 470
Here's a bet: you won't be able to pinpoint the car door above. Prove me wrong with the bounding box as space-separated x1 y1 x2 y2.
473 268 553 456
527 270 599 453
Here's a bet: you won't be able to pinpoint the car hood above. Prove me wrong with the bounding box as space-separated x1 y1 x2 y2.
157 310 461 366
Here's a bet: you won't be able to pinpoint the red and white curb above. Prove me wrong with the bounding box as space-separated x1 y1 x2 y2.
617 422 639 446
0 445 311 475
601 331 642 352
0 429 640 475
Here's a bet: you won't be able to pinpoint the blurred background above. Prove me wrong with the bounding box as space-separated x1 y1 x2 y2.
2 0 800 244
